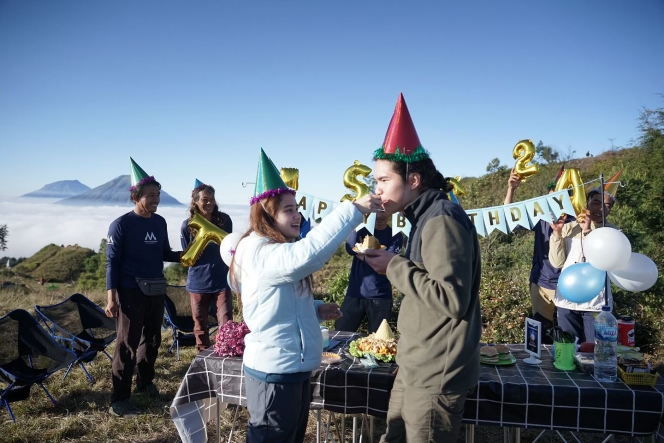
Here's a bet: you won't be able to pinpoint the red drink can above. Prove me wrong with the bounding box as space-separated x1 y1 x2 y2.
617 316 635 347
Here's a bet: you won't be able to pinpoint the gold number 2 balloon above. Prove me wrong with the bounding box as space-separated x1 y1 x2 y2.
340 160 372 202
181 213 229 267
554 168 586 216
512 139 540 181
279 167 299 191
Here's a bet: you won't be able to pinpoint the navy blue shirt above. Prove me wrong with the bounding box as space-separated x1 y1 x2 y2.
180 213 233 293
530 217 574 290
106 211 181 290
345 227 403 300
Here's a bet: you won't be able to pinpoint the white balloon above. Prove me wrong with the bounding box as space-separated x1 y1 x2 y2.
608 252 659 292
220 232 244 267
584 227 631 271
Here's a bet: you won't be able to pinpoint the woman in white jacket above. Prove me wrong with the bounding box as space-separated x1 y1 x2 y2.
230 149 380 443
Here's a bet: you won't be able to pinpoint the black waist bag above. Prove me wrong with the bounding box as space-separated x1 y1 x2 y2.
135 277 167 296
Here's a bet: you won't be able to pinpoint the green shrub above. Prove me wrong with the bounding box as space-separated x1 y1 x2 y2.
164 263 188 285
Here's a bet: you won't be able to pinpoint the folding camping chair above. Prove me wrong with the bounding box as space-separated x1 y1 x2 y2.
35 293 116 384
164 285 219 360
0 309 76 421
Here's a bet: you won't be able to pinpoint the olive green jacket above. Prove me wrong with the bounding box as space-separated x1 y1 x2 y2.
387 189 482 393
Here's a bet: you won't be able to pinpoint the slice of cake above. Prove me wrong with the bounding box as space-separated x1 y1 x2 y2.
361 235 381 250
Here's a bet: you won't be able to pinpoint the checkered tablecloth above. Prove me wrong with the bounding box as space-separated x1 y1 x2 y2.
464 344 664 437
169 332 394 415
170 333 664 442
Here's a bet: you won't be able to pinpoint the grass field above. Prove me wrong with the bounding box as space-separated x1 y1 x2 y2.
0 281 643 443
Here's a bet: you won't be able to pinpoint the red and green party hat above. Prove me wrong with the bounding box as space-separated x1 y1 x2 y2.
250 148 295 205
547 164 565 191
129 157 156 191
374 93 430 163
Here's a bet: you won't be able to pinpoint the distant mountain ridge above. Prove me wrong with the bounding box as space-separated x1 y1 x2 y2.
22 180 90 198
55 175 183 207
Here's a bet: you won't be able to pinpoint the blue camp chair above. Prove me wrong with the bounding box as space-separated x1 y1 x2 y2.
163 285 218 360
35 293 116 384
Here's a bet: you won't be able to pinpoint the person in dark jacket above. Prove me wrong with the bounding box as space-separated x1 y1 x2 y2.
181 183 234 351
504 169 573 341
365 94 482 442
105 158 181 417
335 210 402 333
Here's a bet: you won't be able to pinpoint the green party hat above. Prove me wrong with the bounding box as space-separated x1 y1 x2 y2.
250 148 295 205
129 157 155 190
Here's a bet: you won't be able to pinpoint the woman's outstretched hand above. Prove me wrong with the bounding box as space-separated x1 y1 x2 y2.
352 194 383 215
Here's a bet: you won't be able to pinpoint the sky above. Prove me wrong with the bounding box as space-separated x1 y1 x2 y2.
1 0 663 258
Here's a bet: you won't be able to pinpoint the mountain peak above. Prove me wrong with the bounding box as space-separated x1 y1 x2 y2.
55 175 183 207
22 180 90 198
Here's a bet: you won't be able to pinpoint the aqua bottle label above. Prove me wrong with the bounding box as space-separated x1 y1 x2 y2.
595 325 618 342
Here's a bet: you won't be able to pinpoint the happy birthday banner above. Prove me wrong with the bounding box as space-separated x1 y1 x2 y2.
289 154 574 239
282 154 621 239
295 188 573 239
465 189 575 237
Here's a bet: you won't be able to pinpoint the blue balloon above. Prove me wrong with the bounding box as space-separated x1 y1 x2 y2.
558 263 606 303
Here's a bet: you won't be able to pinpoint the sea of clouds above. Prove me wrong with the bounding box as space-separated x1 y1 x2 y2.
0 198 250 259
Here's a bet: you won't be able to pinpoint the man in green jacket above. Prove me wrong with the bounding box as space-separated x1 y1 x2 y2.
365 94 482 442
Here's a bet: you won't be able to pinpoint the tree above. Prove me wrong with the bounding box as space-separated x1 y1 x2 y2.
486 158 507 173
0 225 7 251
535 140 560 164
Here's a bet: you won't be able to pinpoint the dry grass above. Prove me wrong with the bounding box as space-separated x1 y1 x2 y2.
0 285 638 443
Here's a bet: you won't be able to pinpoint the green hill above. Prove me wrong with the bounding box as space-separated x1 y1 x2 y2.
13 243 95 282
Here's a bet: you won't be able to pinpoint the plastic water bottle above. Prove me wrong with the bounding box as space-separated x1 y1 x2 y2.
594 306 618 382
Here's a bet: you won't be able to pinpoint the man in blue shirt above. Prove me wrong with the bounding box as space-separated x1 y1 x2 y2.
335 211 403 333
105 159 181 417
504 169 571 341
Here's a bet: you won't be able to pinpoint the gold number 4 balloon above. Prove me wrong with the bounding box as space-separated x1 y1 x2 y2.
512 139 540 181
279 167 299 191
340 160 372 202
181 213 229 267
554 168 586 215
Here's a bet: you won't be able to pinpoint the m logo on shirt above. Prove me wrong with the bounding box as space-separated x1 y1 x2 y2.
145 232 158 244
